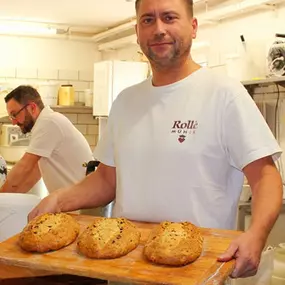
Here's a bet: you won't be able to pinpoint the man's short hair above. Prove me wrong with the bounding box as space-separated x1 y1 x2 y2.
135 0 194 17
5 85 45 110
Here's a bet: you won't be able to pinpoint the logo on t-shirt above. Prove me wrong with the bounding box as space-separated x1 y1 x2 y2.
171 120 198 143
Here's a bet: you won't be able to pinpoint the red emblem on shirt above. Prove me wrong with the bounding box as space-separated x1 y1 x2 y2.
178 135 186 143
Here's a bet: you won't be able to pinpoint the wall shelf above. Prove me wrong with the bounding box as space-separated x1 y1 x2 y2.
242 76 285 96
51 105 92 114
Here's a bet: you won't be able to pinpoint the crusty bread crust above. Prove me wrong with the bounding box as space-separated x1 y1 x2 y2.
18 213 80 253
143 221 203 266
77 217 141 259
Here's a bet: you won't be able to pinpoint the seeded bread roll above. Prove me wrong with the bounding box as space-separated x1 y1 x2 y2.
77 217 141 259
143 221 203 266
18 213 80 253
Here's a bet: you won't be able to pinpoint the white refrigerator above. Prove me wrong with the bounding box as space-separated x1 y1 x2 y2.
93 60 149 117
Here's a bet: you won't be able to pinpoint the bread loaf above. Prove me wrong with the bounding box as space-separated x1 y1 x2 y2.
143 221 203 266
77 217 141 259
18 213 80 253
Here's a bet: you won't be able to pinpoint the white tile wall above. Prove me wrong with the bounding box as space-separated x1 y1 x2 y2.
78 114 97 124
74 92 79 102
75 124 87 135
0 68 94 103
87 125 98 135
0 68 16 78
79 70 93 81
69 81 90 91
37 69 58 80
78 92 85 103
63 114 78 124
58 70 79 81
16 68 38 79
84 135 96 146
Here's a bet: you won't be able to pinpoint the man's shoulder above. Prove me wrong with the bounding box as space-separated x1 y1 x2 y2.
34 110 72 134
39 109 70 124
199 68 250 102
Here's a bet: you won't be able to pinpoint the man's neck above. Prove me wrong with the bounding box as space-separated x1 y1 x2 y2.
33 107 44 121
151 58 201 87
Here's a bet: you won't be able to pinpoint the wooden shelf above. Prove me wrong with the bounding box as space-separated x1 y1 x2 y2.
242 76 285 96
50 105 92 114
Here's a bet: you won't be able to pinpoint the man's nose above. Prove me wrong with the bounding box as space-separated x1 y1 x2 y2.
153 19 166 37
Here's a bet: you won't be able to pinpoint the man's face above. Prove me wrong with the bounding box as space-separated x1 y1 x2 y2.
6 99 34 134
136 0 198 68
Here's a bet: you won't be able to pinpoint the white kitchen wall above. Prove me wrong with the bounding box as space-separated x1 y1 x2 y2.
0 35 102 102
101 3 285 81
102 44 141 61
0 35 101 69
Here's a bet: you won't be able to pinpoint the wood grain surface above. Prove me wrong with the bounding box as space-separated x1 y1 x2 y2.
0 214 241 285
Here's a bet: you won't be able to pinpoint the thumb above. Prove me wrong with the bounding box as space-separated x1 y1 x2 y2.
218 243 238 262
28 208 38 222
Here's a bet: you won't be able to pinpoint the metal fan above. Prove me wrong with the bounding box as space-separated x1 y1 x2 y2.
268 33 285 77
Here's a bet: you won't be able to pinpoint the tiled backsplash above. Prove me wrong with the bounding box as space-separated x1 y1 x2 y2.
0 106 99 151
0 67 94 103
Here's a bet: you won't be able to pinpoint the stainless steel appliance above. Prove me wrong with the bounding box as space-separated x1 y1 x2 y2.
80 160 113 217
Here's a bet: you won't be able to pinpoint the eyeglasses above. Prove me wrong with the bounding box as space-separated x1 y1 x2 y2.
9 104 29 121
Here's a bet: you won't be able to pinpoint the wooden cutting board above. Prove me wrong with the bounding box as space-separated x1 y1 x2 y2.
0 214 241 285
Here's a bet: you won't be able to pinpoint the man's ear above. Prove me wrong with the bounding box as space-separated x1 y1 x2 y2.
135 24 140 45
191 18 198 39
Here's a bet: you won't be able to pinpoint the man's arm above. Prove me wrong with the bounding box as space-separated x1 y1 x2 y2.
245 156 283 240
28 163 116 220
0 153 41 193
21 163 41 193
218 156 283 278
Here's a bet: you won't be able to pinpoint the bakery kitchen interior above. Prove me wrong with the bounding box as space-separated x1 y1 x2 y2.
0 0 285 284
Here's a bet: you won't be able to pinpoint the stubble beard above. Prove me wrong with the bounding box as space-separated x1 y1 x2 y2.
144 39 192 70
18 112 35 134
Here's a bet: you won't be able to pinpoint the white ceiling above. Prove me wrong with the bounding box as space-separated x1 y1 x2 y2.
0 0 283 45
0 0 136 29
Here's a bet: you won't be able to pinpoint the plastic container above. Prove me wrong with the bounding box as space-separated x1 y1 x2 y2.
37 83 59 106
0 193 41 242
84 89 93 107
58 84 75 106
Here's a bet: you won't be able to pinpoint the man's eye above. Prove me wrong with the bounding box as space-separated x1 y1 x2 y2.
142 18 153 24
165 16 175 22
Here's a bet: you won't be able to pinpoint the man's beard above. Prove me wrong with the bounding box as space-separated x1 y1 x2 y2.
143 34 191 68
17 112 34 134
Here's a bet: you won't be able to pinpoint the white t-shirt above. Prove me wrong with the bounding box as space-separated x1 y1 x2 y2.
94 68 282 230
27 106 94 193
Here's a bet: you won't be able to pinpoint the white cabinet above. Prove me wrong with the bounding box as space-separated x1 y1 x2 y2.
93 60 149 117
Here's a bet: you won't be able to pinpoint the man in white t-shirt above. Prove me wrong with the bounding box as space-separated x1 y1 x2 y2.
0 85 94 194
29 0 283 279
